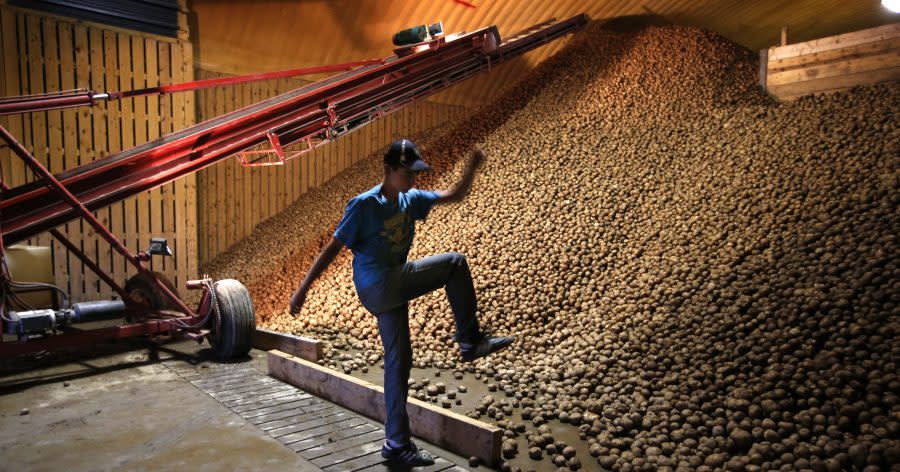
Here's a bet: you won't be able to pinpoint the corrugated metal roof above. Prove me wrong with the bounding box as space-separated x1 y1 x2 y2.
192 0 898 107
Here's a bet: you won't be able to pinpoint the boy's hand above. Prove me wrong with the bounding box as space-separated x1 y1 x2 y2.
288 287 307 315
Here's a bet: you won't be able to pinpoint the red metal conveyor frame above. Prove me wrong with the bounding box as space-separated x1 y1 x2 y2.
0 15 588 357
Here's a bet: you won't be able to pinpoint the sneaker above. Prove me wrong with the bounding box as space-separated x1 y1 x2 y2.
381 440 435 467
460 335 515 362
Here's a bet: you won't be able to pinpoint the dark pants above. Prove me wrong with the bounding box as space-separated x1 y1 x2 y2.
356 251 481 446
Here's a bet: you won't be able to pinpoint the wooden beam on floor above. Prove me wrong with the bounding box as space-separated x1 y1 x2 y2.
763 22 900 101
252 328 322 361
267 349 502 466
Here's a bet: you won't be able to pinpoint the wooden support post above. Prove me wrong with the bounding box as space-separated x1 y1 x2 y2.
267 350 503 466
781 26 789 47
176 0 189 41
252 328 322 361
759 48 769 90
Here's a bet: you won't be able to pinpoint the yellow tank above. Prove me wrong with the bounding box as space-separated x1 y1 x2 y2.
5 244 56 309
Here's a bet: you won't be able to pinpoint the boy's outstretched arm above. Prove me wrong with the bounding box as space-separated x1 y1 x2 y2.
289 237 344 314
435 148 485 205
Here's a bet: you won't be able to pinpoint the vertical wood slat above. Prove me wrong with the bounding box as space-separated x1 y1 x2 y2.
72 23 91 299
118 33 137 281
344 129 351 170
1 10 23 189
196 74 207 262
170 41 187 291
289 112 298 202
16 14 30 190
275 78 286 214
25 15 52 263
193 70 202 263
301 141 309 196
58 21 81 297
266 79 276 222
198 71 212 264
332 134 340 184
157 41 172 276
41 17 69 296
250 79 261 243
217 80 229 253
223 80 235 252
232 82 245 242
331 131 338 180
334 129 350 176
360 122 370 167
103 29 122 300
329 133 337 181
214 82 225 257
132 35 150 280
349 128 355 170
183 43 199 287
25 15 46 177
308 147 316 191
83 26 105 299
285 122 294 204
319 143 326 189
231 81 242 248
242 82 253 240
252 80 264 229
307 145 314 191
145 37 162 276
321 137 329 186
349 128 356 167
0 11 10 186
340 130 347 177
372 117 379 160
339 127 347 176
197 74 209 263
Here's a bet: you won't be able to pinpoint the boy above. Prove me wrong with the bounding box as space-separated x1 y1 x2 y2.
289 139 514 466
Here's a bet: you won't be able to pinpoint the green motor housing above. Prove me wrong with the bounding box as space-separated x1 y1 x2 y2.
393 25 428 46
393 22 443 46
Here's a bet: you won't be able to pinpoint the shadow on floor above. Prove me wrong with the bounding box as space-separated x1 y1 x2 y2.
0 337 250 394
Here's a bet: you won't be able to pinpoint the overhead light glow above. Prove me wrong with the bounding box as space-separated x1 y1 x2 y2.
883 0 900 13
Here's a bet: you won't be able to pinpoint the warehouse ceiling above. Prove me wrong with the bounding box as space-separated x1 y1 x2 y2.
191 0 897 107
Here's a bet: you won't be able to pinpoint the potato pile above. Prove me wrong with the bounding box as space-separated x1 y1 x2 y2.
205 19 899 472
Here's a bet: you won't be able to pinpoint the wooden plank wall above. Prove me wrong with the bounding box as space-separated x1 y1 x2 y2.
762 22 900 101
0 5 197 302
195 70 468 267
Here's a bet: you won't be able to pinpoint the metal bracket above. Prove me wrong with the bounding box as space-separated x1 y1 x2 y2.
237 131 286 167
236 130 320 167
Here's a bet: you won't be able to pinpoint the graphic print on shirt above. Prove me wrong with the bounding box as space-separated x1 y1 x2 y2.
380 210 413 256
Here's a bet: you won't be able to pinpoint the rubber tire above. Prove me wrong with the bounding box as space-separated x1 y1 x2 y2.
124 271 179 313
208 279 256 359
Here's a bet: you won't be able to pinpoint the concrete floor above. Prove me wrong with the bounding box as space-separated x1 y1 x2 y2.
0 339 323 472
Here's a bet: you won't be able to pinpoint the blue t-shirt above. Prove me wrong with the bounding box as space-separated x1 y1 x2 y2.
333 184 439 289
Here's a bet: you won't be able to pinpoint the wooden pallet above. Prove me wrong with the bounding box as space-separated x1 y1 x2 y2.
761 23 900 101
162 360 470 472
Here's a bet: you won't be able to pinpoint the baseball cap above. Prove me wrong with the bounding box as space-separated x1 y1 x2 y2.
384 139 431 172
